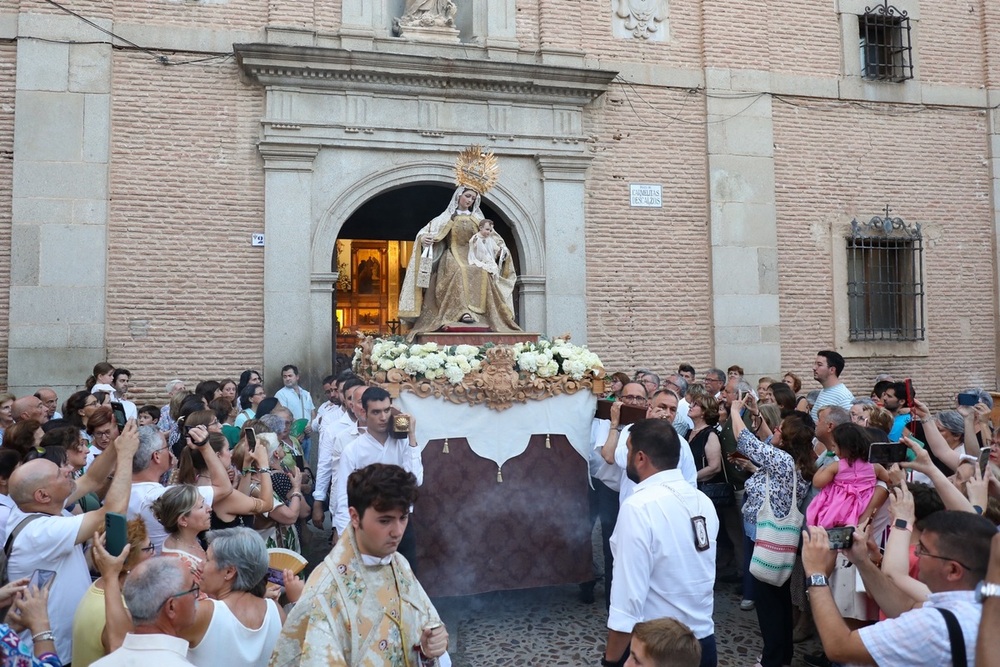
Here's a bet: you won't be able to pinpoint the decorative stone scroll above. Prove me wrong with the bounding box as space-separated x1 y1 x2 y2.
394 0 460 42
612 0 669 41
353 335 605 412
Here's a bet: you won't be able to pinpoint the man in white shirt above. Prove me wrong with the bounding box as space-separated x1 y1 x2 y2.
6 420 140 663
603 418 719 667
810 350 855 421
112 368 139 421
586 416 623 608
128 424 233 551
93 557 198 666
34 387 62 420
802 511 994 666
275 364 316 433
601 389 699 505
312 373 346 437
333 387 422 565
312 378 367 528
664 374 694 438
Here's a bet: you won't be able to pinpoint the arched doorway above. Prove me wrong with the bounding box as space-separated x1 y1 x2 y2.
332 184 521 353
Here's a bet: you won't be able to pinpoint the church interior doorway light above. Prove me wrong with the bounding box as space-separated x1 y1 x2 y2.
333 184 521 352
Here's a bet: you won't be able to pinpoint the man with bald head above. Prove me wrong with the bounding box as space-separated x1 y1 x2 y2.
6 421 140 663
11 395 48 424
34 388 61 420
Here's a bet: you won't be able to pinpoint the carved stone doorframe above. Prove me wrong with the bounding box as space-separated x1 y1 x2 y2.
236 42 616 387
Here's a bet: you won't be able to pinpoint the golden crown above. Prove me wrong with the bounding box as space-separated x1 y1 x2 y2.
454 145 499 195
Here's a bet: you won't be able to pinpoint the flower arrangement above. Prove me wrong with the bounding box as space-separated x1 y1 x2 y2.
353 336 603 385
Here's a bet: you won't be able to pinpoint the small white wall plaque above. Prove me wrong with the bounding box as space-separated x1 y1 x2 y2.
630 184 662 208
251 233 265 246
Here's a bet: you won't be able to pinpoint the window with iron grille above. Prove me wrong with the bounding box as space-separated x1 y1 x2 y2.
846 207 924 342
859 1 913 82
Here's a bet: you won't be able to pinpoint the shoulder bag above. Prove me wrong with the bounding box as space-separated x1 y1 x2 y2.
749 472 803 586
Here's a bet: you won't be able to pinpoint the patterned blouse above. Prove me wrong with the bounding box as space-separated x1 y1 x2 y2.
0 624 61 667
737 429 811 525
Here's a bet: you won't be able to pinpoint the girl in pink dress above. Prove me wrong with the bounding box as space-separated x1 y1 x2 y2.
807 423 888 528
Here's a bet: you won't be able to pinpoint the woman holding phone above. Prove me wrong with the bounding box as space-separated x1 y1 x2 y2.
730 394 816 667
0 576 59 666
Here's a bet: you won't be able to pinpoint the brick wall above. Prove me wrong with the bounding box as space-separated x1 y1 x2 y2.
515 0 540 50
583 84 713 377
917 2 986 87
772 101 996 407
112 0 265 32
0 43 13 391
107 52 265 405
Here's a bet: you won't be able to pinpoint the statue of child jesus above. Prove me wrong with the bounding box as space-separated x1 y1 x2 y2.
467 219 507 279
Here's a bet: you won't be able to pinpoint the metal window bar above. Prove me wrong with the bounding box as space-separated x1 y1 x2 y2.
860 2 913 82
847 208 924 341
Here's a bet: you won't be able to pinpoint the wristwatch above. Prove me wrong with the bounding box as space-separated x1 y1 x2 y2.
976 580 1000 603
893 518 911 531
807 573 828 588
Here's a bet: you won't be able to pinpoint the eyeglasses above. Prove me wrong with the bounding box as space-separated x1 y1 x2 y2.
621 395 646 405
140 543 155 553
159 584 199 609
208 420 220 427
94 431 114 441
914 541 975 572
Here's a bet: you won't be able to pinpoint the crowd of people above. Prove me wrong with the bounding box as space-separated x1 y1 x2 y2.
592 352 1000 667
0 351 997 667
0 362 442 667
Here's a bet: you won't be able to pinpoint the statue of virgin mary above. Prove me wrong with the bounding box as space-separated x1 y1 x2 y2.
397 148 520 339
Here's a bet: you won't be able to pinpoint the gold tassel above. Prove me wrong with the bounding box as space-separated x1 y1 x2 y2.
497 467 503 483
442 438 449 454
545 433 551 449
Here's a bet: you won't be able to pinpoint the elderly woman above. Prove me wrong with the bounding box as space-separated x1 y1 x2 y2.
0 392 14 439
184 527 292 667
730 395 816 667
72 519 155 665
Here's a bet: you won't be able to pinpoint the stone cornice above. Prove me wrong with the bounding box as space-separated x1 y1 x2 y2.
234 43 617 107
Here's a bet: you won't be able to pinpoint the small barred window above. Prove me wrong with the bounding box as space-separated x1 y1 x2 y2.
859 2 913 82
846 207 924 342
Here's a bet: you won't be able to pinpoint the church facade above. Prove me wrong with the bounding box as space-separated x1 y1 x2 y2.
2 0 998 402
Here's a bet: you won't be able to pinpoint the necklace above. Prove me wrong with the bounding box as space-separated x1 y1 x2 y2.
168 535 204 553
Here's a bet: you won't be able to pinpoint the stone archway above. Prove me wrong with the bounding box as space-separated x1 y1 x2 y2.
238 43 616 389
330 183 524 352
305 157 546 378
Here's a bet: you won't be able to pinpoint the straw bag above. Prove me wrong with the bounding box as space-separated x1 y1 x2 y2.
749 472 803 586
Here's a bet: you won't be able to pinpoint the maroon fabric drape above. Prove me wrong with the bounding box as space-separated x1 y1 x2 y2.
413 434 593 597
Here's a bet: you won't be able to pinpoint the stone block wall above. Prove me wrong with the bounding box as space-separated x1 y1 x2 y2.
0 43 14 391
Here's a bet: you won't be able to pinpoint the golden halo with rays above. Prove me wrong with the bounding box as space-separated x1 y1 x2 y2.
454 145 499 195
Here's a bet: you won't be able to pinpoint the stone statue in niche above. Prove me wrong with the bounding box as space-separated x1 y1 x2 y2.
395 0 458 32
613 0 668 41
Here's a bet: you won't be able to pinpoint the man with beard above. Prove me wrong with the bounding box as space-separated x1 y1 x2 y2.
603 418 718 667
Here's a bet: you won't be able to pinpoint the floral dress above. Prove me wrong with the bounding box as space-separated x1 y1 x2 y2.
737 429 811 531
0 624 61 667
